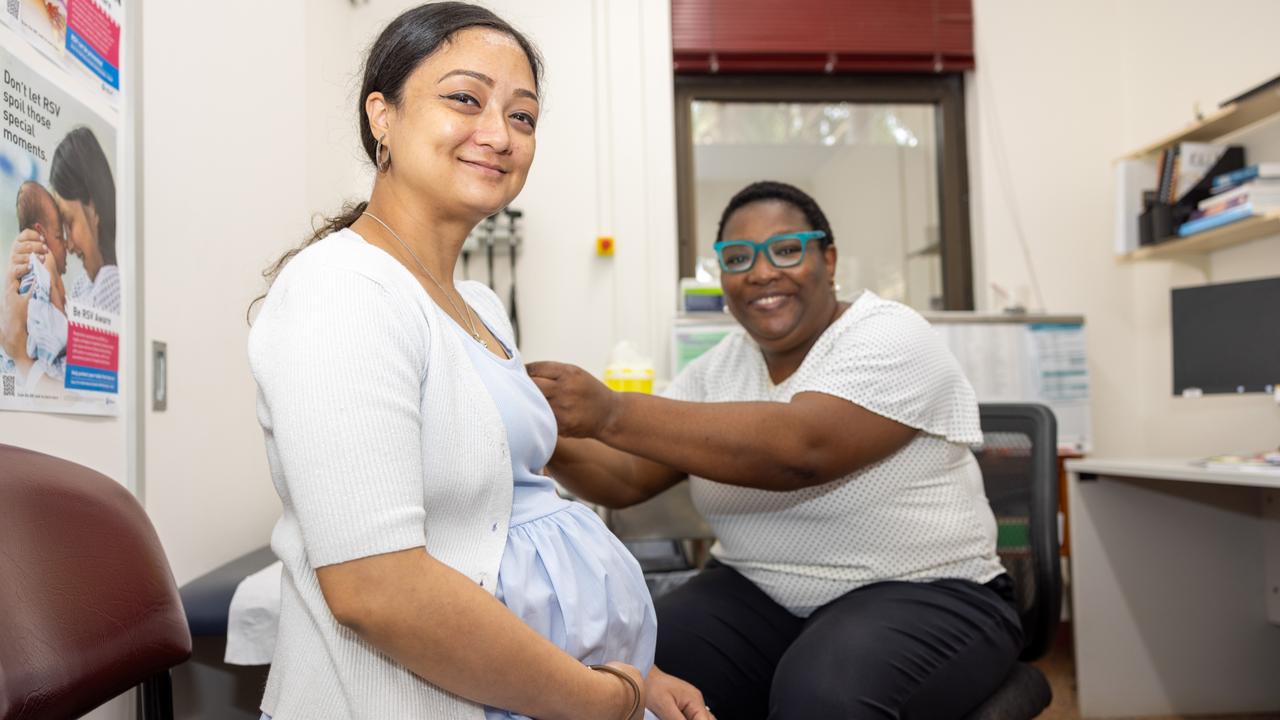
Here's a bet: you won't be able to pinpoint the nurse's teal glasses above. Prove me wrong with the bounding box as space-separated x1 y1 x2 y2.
712 231 827 274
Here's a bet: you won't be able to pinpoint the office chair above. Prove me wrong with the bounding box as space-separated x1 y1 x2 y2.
964 403 1060 719
0 444 192 720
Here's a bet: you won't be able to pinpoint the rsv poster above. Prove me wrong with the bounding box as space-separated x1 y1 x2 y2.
1 44 120 415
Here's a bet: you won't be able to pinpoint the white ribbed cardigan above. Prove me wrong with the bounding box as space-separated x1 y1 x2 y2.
248 229 514 719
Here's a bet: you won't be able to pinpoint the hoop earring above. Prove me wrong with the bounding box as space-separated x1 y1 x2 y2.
375 134 391 173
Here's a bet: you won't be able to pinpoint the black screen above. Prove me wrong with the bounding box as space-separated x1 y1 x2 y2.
1172 276 1280 395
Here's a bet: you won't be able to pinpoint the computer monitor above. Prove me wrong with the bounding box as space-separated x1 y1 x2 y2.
1171 276 1280 395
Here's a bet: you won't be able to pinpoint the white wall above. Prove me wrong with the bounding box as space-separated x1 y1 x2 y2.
0 387 129 478
140 0 313 586
968 0 1280 457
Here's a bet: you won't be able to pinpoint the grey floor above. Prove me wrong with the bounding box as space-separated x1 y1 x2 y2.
1034 624 1280 720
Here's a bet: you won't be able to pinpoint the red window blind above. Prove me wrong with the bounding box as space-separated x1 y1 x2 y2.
672 0 974 73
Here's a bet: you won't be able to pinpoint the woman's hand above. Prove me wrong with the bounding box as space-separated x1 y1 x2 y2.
527 361 620 439
646 666 715 720
8 229 46 286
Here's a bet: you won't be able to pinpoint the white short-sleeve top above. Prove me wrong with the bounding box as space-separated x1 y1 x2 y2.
664 290 1004 616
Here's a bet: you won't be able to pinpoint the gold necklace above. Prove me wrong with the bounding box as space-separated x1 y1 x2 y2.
362 211 488 349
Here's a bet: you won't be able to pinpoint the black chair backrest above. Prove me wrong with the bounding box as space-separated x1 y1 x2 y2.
974 404 1061 661
0 444 192 719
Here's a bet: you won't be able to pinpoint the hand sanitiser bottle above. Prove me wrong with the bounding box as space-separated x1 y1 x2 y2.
603 341 654 394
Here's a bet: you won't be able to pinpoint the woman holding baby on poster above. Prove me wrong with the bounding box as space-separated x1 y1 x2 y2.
1 125 117 384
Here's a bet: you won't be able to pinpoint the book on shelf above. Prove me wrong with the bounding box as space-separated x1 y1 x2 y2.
1177 201 1275 236
1199 177 1280 208
1210 162 1280 191
1189 194 1249 220
1157 147 1175 203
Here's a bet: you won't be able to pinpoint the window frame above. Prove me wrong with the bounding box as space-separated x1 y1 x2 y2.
674 72 974 310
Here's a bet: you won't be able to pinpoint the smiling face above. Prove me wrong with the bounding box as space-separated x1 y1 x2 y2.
370 27 539 222
55 194 98 265
720 199 839 356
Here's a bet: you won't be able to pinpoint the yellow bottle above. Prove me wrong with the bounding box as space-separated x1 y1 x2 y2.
603 341 654 394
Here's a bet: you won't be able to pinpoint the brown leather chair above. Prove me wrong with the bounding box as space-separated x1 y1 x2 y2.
0 444 192 720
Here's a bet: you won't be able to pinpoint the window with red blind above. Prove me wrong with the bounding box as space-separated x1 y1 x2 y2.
671 0 974 74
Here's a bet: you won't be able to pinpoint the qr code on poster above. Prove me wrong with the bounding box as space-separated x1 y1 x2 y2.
4 0 17 22
2 374 15 397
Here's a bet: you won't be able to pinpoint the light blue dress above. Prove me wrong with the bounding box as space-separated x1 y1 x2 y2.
264 324 658 720
455 327 657 720
263 322 657 720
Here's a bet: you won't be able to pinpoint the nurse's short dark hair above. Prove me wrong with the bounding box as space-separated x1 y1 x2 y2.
715 181 835 248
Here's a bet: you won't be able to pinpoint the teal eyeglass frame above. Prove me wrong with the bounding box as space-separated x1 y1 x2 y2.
712 231 828 274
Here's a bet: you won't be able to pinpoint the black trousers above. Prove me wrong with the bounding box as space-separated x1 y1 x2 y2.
654 562 1024 720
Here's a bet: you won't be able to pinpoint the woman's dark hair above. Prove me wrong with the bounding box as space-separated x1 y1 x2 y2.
50 126 116 265
251 2 543 317
715 180 834 248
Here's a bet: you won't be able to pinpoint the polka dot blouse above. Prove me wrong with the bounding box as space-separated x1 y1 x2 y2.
663 290 1005 616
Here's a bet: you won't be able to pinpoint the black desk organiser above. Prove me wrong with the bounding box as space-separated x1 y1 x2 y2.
1139 145 1245 245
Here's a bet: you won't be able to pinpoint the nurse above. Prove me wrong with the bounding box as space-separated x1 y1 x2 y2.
532 180 1025 719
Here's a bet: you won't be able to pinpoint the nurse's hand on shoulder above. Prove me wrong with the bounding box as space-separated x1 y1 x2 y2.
646 666 715 720
526 361 618 439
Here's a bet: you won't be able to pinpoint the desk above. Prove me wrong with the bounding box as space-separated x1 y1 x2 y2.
1066 458 1280 718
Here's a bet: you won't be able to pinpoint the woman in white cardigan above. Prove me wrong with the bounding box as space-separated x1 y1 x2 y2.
248 5 696 720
